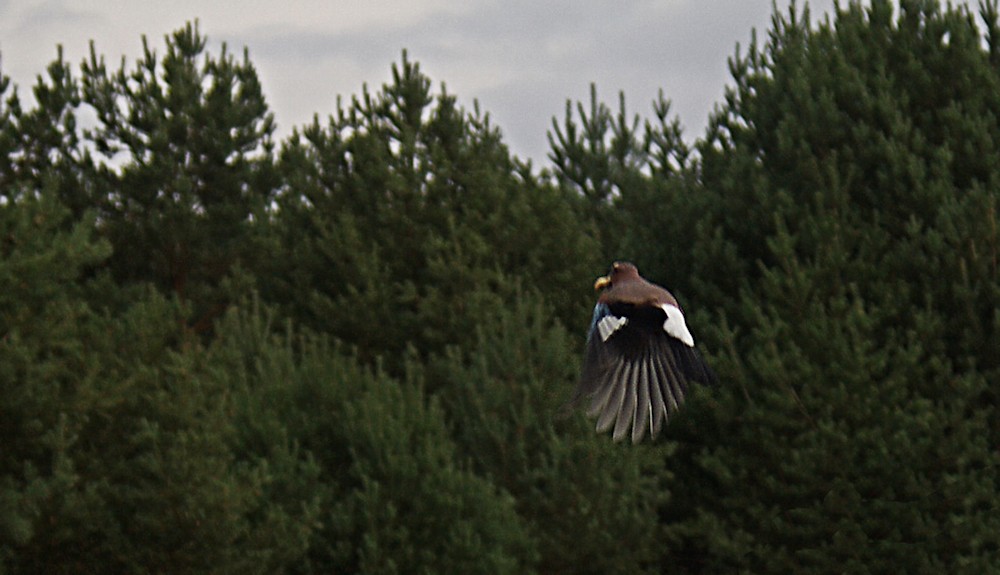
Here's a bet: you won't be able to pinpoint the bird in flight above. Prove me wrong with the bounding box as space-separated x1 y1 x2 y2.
564 262 716 443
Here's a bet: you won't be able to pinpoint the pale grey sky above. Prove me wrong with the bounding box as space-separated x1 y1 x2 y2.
0 1 845 163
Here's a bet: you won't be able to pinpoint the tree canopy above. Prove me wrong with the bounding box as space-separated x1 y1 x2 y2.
3 1 1000 572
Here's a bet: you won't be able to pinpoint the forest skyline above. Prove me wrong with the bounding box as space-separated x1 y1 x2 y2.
0 0 846 162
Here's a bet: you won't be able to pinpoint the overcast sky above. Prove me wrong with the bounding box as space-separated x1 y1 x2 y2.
0 1 845 164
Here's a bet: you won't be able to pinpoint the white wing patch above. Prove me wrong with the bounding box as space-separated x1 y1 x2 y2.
597 315 628 342
660 303 694 347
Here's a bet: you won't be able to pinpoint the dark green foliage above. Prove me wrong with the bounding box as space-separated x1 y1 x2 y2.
0 68 14 187
80 22 277 329
641 0 1000 571
265 53 599 368
549 84 695 271
0 191 284 573
5 4 1000 572
0 191 111 568
215 303 533 574
0 48 97 220
547 1 1000 570
429 291 671 574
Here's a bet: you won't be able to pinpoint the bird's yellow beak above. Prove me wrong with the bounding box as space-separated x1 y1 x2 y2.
594 275 611 291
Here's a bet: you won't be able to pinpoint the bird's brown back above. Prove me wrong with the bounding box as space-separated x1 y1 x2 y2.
600 278 678 308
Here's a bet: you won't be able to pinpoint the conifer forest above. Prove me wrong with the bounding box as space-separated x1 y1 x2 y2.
3 1 1000 572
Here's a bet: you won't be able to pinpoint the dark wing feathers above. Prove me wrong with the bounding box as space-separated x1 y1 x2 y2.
633 354 652 443
598 361 628 434
647 354 669 438
613 361 637 442
569 301 716 444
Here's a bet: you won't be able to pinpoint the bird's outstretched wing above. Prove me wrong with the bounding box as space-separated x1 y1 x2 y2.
568 300 716 443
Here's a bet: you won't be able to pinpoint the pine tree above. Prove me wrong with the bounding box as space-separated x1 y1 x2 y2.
0 47 98 219
1 91 288 570
215 302 535 573
0 63 19 193
80 22 277 331
429 291 673 574
0 189 280 573
265 53 598 368
650 1 1000 570
548 85 694 269
0 188 110 571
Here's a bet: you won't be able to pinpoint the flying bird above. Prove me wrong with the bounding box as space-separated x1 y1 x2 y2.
564 262 716 443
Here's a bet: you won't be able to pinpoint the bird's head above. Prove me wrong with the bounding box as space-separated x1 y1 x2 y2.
594 261 640 290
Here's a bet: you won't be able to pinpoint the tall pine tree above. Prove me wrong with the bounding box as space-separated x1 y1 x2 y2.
651 1 1000 570
80 22 277 331
265 53 598 368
